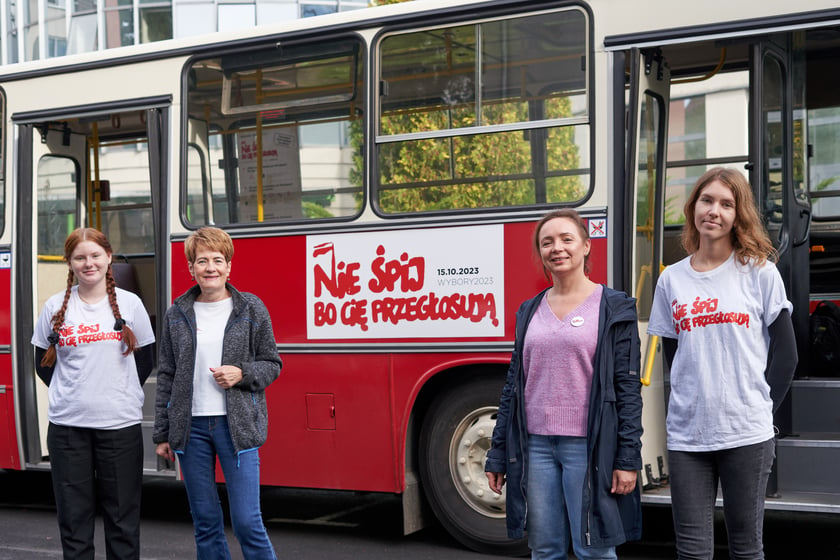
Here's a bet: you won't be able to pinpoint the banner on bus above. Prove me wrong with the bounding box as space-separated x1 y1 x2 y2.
306 225 504 339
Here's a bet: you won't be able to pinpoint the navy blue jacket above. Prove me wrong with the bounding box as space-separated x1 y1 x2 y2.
485 286 643 547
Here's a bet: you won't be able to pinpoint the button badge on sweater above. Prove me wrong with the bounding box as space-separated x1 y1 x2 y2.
571 316 584 327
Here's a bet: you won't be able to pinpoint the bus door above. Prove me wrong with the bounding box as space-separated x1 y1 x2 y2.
625 47 671 493
14 101 169 472
750 36 811 392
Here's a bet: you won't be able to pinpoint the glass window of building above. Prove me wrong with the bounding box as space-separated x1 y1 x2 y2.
256 2 297 26
25 0 40 61
46 0 67 58
6 0 19 64
68 0 97 54
174 3 214 38
301 3 335 18
139 0 172 43
103 0 134 48
217 3 255 32
339 1 366 10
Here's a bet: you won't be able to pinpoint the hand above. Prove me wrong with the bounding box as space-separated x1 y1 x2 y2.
211 365 243 389
611 469 637 495
156 442 175 462
486 472 506 495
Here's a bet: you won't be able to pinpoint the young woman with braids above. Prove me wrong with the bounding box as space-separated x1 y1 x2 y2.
31 228 155 560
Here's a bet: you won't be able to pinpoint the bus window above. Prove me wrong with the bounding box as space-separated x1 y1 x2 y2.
94 137 156 254
376 8 590 214
187 143 211 225
0 90 5 236
665 71 750 231
634 92 665 320
663 70 750 268
809 106 840 218
184 37 364 226
37 155 79 256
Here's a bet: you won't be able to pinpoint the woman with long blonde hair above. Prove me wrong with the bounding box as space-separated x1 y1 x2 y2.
648 167 797 559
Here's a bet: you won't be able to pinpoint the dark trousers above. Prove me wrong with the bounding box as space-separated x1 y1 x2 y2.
47 422 143 560
669 438 775 560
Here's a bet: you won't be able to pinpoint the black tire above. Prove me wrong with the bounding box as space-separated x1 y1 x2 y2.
418 376 529 556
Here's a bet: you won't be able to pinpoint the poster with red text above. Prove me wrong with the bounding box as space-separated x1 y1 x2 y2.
306 225 504 339
238 129 302 221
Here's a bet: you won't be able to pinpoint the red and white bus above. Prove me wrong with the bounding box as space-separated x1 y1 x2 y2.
1 0 840 554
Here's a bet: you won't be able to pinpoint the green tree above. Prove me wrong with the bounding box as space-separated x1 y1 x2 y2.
372 98 582 213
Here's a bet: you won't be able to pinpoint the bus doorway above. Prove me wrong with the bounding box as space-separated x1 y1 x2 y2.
14 103 168 474
614 20 840 511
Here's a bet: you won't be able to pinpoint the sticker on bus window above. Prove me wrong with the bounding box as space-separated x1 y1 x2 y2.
306 225 504 339
0 252 10 269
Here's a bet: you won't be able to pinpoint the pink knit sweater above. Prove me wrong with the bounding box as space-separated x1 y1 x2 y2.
523 285 602 436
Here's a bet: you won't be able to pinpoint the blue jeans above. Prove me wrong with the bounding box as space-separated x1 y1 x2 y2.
526 435 616 560
178 416 276 560
669 438 775 560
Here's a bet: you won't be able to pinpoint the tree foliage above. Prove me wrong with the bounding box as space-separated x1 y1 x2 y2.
356 97 584 213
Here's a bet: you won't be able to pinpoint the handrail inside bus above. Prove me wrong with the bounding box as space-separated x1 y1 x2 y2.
671 48 727 85
639 264 667 386
88 122 104 231
641 335 658 387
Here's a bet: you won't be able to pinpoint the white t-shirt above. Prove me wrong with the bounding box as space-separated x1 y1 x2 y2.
191 298 233 416
32 286 155 429
647 253 792 452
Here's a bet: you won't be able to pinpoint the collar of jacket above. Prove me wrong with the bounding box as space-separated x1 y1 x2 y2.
174 282 247 317
514 285 636 351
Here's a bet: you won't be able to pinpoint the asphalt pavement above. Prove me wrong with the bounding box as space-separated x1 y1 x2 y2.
1 469 838 559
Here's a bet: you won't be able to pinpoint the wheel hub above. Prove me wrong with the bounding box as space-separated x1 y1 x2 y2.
449 406 506 517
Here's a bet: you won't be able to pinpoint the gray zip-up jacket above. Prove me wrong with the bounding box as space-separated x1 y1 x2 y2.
153 283 282 454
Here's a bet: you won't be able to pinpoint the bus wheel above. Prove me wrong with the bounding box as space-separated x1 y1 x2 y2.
418 378 528 556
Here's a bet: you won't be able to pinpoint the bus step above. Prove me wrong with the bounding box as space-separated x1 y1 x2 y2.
777 432 840 496
791 379 840 433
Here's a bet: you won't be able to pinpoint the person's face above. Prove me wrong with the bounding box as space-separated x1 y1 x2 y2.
694 180 736 244
188 247 231 294
537 217 590 278
69 240 111 289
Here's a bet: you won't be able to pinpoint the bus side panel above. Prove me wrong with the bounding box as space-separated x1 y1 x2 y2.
0 356 18 469
260 352 396 491
166 220 607 492
168 223 607 348
0 265 17 469
0 267 10 343
503 220 608 304
169 237 307 343
171 238 399 491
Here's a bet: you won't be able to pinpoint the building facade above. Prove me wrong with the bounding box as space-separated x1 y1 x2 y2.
2 0 370 64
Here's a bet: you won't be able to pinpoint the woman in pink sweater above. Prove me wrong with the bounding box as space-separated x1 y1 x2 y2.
485 209 643 559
